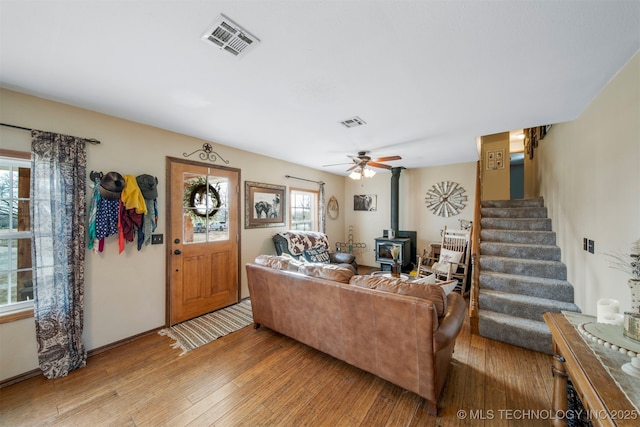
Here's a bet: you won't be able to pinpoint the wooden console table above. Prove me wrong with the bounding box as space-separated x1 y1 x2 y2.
544 312 638 427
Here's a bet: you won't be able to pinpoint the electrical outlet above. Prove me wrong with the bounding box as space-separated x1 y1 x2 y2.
151 234 164 245
588 239 595 254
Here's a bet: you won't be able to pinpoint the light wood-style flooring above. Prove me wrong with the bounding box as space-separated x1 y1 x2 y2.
0 303 553 426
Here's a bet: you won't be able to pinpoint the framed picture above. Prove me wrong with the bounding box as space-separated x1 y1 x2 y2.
354 194 377 211
245 181 286 228
486 149 505 170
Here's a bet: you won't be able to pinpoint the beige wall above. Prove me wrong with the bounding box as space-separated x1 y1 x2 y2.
344 162 477 267
10 51 636 378
480 132 510 200
0 87 478 381
523 140 540 198
536 52 640 315
0 88 346 381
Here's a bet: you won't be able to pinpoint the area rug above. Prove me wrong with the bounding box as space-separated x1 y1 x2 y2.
158 299 253 355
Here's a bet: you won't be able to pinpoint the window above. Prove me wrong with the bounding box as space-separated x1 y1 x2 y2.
0 154 34 315
290 188 318 231
183 173 230 243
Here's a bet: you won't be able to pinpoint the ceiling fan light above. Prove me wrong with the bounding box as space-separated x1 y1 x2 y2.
364 167 376 178
349 170 362 180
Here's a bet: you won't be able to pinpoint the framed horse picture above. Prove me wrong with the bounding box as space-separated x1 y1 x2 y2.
244 181 286 228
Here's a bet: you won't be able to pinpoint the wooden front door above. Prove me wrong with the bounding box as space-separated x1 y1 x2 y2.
167 157 240 325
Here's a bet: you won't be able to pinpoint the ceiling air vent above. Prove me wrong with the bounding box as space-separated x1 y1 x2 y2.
201 14 260 57
340 116 366 128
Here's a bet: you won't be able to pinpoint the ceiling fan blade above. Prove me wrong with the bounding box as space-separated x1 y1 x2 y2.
323 162 353 167
372 155 402 162
346 164 358 172
368 162 393 170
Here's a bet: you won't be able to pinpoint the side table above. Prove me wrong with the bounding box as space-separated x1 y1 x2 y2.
544 312 638 427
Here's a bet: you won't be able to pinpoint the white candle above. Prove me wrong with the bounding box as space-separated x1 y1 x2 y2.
600 312 624 326
597 298 620 323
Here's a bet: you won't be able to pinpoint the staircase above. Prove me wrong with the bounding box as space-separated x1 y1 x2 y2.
477 198 580 354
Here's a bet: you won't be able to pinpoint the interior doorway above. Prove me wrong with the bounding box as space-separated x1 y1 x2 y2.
509 130 525 199
510 152 525 199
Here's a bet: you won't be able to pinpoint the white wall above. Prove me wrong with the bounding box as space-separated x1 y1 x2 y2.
537 52 640 315
344 162 477 268
0 88 345 381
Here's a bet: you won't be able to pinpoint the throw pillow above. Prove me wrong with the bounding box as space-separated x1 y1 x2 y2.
430 262 450 274
303 245 331 263
434 280 458 295
412 274 437 285
439 248 463 266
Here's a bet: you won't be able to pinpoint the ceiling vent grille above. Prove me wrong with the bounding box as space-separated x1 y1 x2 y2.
340 116 367 128
201 14 260 57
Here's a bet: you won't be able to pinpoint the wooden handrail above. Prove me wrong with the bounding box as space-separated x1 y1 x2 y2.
469 160 482 334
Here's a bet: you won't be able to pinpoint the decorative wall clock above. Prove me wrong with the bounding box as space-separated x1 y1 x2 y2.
327 196 339 220
425 181 467 217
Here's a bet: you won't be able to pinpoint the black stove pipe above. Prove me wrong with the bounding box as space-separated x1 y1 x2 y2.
390 167 403 233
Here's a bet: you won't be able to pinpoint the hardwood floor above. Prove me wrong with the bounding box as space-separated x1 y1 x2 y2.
0 303 553 426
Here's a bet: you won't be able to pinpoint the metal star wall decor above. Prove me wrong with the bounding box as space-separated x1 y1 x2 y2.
425 181 467 217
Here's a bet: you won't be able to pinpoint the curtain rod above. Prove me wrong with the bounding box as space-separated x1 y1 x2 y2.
285 175 324 185
0 122 101 145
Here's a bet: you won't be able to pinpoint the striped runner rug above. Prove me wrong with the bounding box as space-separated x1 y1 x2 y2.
158 299 253 355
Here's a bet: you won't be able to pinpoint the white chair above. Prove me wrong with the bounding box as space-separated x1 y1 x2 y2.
417 225 472 293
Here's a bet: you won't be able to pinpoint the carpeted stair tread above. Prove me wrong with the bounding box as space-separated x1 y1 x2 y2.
480 255 567 279
479 271 575 301
481 217 552 231
481 207 548 218
481 229 557 245
480 241 561 261
477 197 579 354
482 198 544 208
478 310 552 354
479 289 580 322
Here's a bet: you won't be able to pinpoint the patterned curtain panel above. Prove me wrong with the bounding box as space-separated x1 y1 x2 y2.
31 131 88 379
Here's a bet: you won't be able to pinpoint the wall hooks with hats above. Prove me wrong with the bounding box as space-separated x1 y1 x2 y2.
183 143 230 164
88 171 160 254
99 171 126 200
89 171 104 182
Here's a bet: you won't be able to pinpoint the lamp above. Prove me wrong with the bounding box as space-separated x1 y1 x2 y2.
349 166 376 180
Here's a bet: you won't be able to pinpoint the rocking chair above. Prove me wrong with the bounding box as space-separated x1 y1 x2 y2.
417 225 472 294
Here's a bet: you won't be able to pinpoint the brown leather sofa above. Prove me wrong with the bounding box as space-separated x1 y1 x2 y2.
246 260 467 415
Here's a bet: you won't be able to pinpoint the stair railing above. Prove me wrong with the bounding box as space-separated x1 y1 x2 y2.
469 160 481 334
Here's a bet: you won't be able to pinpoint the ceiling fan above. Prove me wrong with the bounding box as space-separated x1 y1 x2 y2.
324 151 402 171
323 151 402 179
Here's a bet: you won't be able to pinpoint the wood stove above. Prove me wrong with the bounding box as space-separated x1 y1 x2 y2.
374 167 417 272
375 237 411 267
